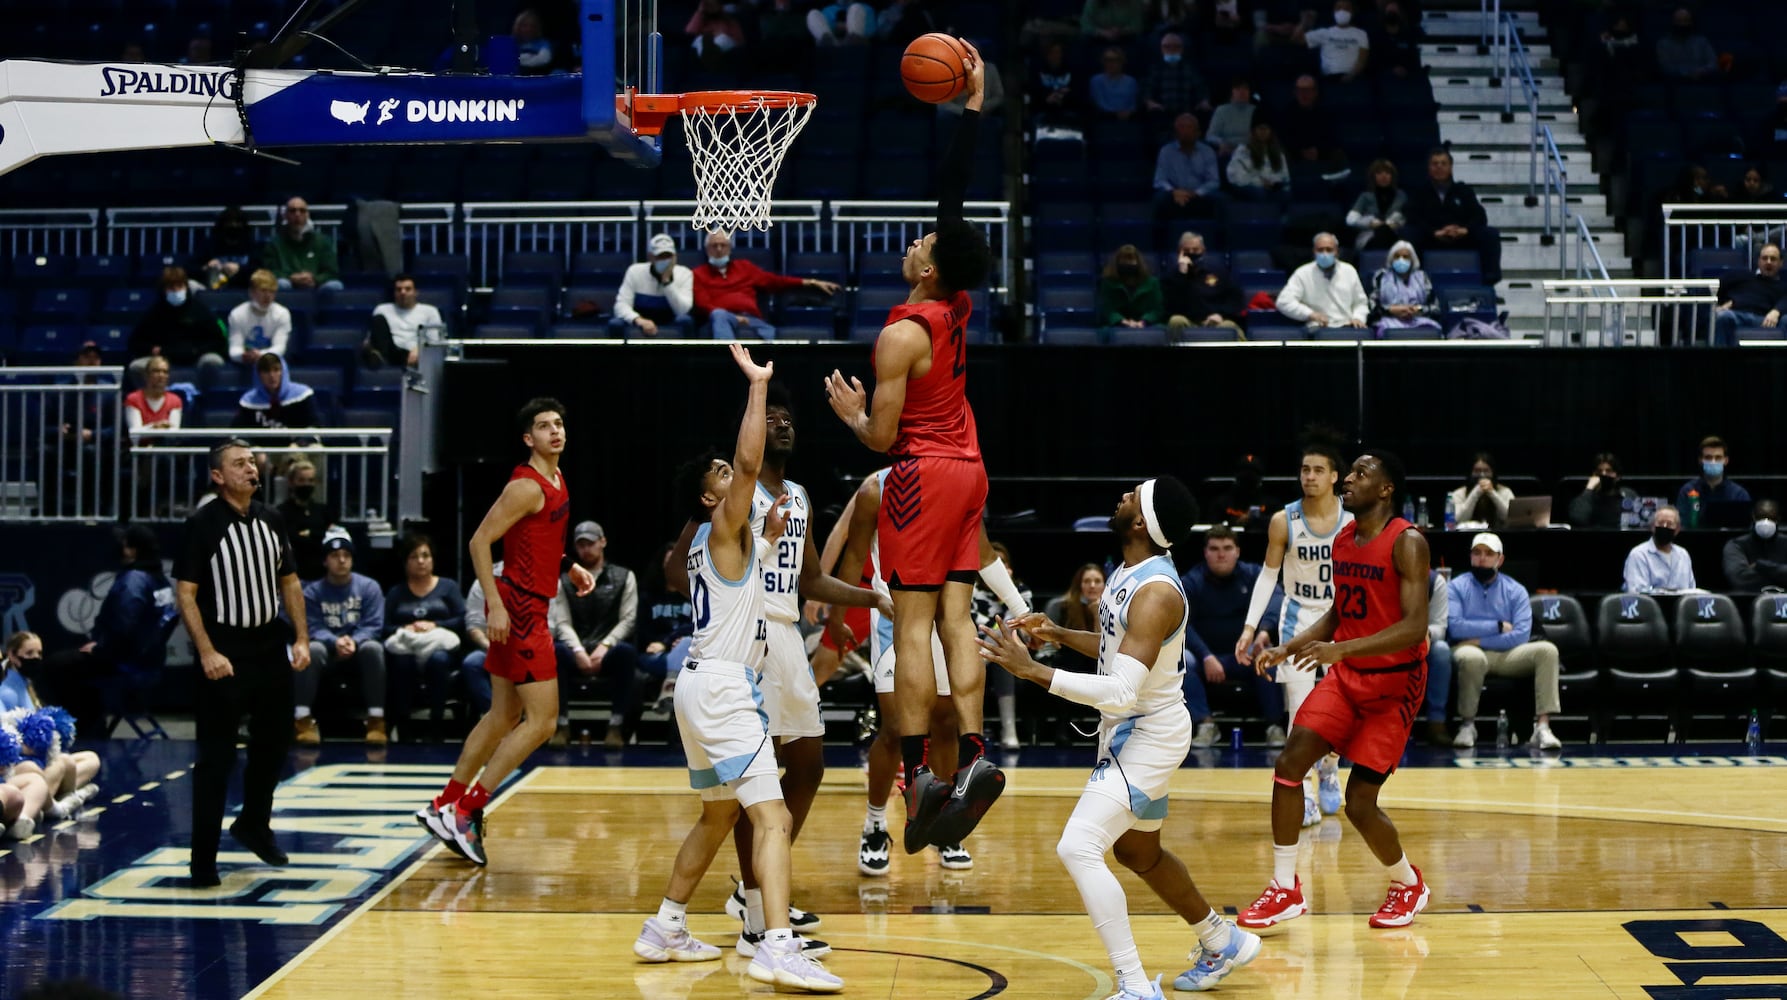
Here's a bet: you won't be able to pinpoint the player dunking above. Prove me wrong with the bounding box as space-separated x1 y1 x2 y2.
823 38 1003 853
980 478 1261 998
1238 428 1350 826
417 398 594 866
1241 451 1434 931
634 345 842 993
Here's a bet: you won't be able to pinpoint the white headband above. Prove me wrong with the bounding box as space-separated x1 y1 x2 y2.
1138 478 1174 549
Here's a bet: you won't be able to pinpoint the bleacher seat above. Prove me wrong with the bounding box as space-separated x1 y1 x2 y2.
1422 249 1483 286
1596 594 1679 741
1041 327 1102 346
502 251 565 288
474 323 538 339
18 325 83 364
351 366 405 405
488 287 552 327
1751 595 1787 738
31 288 91 320
307 324 364 364
1675 594 1756 736
1531 595 1602 742
560 286 615 320
570 252 635 282
85 324 131 358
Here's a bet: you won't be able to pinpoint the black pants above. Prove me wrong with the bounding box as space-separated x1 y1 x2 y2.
192 625 293 866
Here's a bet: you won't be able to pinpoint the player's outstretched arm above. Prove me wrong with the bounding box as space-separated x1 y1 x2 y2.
824 320 925 452
1239 509 1288 659
936 39 986 223
1330 530 1431 663
984 582 1178 715
714 343 773 541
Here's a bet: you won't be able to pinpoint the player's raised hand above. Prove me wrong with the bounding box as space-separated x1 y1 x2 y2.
1252 643 1292 675
823 369 868 425
730 342 773 383
764 493 793 541
1007 611 1064 643
959 38 986 101
977 622 1045 682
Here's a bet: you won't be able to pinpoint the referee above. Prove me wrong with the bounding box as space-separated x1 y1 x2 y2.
174 439 312 888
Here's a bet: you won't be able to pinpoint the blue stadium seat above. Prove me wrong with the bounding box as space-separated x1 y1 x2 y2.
288 365 345 400
502 251 565 288
103 287 157 314
12 255 75 282
488 287 552 327
1041 326 1102 346
569 251 635 281
1437 285 1498 332
307 324 365 364
18 325 82 364
73 255 132 288
410 253 471 287
1422 249 1482 286
474 323 539 339
31 288 92 320
351 366 405 405
85 324 131 358
786 251 847 282
340 406 400 432
1108 327 1170 346
561 286 615 320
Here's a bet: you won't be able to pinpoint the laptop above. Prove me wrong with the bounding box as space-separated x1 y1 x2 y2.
1502 496 1553 529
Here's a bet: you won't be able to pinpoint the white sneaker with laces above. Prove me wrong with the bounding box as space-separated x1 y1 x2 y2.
1452 721 1478 748
633 917 722 962
1265 724 1287 747
1531 722 1563 750
858 828 891 876
937 842 973 870
1191 721 1219 748
747 938 844 993
736 929 831 959
1301 792 1321 827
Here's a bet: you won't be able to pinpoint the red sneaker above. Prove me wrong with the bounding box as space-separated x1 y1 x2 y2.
1237 877 1307 929
1369 867 1430 928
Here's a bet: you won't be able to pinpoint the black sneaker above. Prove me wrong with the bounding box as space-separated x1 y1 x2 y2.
858 828 892 876
229 823 288 866
901 768 950 856
927 756 1005 848
189 862 221 888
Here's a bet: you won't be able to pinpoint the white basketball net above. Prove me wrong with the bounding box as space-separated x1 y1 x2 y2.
680 94 815 233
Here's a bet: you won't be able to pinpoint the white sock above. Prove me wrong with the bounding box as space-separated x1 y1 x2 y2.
1194 908 1232 952
367 708 385 718
1386 853 1417 886
744 887 766 934
1317 754 1337 778
1110 946 1150 995
1273 843 1299 889
765 927 794 944
656 897 687 929
293 706 312 720
864 803 887 833
998 695 1018 733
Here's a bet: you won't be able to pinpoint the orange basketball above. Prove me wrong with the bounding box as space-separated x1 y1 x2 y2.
901 33 970 104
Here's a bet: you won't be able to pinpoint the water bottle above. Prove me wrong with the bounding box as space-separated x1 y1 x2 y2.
1402 497 1415 524
1685 489 1702 529
1747 710 1763 755
1443 495 1457 532
1494 710 1510 750
1416 496 1430 528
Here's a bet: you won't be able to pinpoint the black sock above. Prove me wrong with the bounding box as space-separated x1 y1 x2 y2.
958 732 986 772
900 734 929 782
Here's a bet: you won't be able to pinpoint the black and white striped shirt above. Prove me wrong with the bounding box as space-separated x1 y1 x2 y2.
174 497 296 630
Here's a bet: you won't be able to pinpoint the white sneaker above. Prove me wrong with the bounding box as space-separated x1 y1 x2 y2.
633 917 722 962
937 842 973 870
74 783 100 803
726 881 822 931
1452 721 1478 748
1301 792 1321 828
1265 724 1287 747
1531 723 1563 750
7 816 34 840
736 929 831 959
858 828 891 876
1191 721 1219 748
747 937 844 993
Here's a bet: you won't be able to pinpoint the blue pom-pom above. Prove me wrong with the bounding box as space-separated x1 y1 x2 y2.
44 706 76 747
19 711 56 755
0 728 20 770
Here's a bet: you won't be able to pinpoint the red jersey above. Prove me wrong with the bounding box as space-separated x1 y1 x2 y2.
499 462 570 600
1331 517 1428 669
878 290 980 460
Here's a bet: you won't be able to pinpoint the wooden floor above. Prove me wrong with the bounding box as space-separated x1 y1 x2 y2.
251 762 1787 999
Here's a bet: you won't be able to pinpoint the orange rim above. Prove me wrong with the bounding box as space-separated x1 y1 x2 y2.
621 90 816 137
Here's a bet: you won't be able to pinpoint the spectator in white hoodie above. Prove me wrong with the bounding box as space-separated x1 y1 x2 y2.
1277 232 1369 329
227 269 293 367
612 233 696 338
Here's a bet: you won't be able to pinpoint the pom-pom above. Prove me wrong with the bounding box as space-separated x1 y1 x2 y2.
19 710 58 757
0 727 20 771
43 706 76 748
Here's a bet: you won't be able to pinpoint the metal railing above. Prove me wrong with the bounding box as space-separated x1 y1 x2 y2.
126 426 395 523
0 367 124 522
1659 205 1787 279
831 201 1015 299
460 201 640 285
642 201 829 256
103 203 459 261
0 209 101 258
1569 214 1612 282
1542 278 1718 347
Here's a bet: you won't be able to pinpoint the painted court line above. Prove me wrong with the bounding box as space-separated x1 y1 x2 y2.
238 768 541 1000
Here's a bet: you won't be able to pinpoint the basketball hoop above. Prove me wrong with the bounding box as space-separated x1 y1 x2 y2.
623 90 816 233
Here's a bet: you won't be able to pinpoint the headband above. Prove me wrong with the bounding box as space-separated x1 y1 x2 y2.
1138 478 1173 549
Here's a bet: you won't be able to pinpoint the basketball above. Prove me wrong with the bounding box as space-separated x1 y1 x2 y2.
901 33 970 104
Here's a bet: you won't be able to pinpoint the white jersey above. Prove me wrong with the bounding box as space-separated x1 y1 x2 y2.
687 522 769 667
866 468 892 602
1280 498 1352 641
1094 555 1188 724
751 479 810 623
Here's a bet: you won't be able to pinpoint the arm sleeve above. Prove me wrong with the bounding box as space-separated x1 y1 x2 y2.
550 587 580 648
1193 149 1221 196
166 402 183 429
978 558 1031 618
1152 145 1176 193
1048 652 1149 714
603 571 638 645
612 268 639 323
936 108 981 224
464 583 486 632
1488 486 1513 520
1427 575 1448 645
1244 561 1279 630
1348 273 1371 322
1227 149 1257 187
125 405 144 432
1178 573 1212 660
1447 580 1501 640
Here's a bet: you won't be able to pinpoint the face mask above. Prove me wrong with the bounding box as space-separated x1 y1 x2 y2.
1315 251 1336 269
1672 24 1692 36
708 255 730 268
1653 525 1677 547
1756 519 1778 540
1703 461 1725 479
1600 476 1620 492
652 258 674 275
1384 15 1401 28
1391 257 1412 275
291 484 316 502
1469 565 1496 583
1118 262 1140 276
1693 186 1705 196
1333 10 1352 25
1163 52 1182 64
165 289 187 307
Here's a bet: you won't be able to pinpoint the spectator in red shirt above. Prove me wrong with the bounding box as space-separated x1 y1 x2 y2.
692 230 839 340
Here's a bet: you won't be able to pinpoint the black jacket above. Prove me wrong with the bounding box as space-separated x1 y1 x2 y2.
129 299 226 364
1163 263 1246 323
1405 180 1489 237
1715 272 1787 315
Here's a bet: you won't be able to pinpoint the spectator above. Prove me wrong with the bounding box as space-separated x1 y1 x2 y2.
1198 0 1252 45
1277 231 1369 329
1207 78 1256 156
1089 47 1140 119
1226 119 1291 203
383 533 467 740
1278 75 1335 164
1369 240 1440 336
1568 452 1638 529
1143 33 1210 119
1655 7 1718 81
127 266 226 388
692 230 838 341
40 524 174 732
512 9 557 74
1163 230 1246 334
192 206 257 291
634 542 695 717
1739 166 1778 203
1260 0 1311 49
873 0 938 46
1180 526 1286 747
227 269 293 368
1028 40 1087 129
1712 244 1786 347
1449 451 1514 529
276 459 339 581
298 530 388 745
1447 532 1564 750
262 197 343 292
1423 568 1452 746
185 37 214 64
1080 0 1147 41
461 564 579 718
685 0 746 67
1677 435 1752 528
1047 564 1106 674
1623 505 1697 593
1152 113 1223 227
941 38 1006 119
805 2 876 45
1302 0 1370 81
1097 243 1165 333
1209 454 1277 527
366 274 446 368
235 353 320 431
557 521 640 748
123 355 184 439
1724 500 1787 591
1346 159 1409 250
1372 0 1422 77
1405 147 1503 286
613 233 696 338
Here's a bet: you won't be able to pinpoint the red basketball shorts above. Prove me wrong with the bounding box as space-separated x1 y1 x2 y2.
1293 660 1426 775
819 605 872 655
483 578 556 685
877 455 987 589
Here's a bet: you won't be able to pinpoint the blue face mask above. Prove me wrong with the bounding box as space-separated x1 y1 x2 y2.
1315 251 1337 269
652 258 674 275
708 255 730 269
165 289 187 307
1163 52 1182 64
1391 257 1412 275
1703 460 1725 479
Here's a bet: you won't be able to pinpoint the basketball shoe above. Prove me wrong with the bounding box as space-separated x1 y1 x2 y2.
902 767 950 855
859 828 892 876
440 801 486 866
1102 973 1165 1000
1317 757 1341 814
633 918 722 962
1368 867 1430 928
1301 791 1321 828
414 802 467 860
736 929 832 960
927 756 1004 848
1174 923 1262 992
937 842 973 871
724 881 822 931
1238 877 1307 929
747 937 844 993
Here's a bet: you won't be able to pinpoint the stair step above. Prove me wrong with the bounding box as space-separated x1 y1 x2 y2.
1433 83 1572 111
1417 9 1543 36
